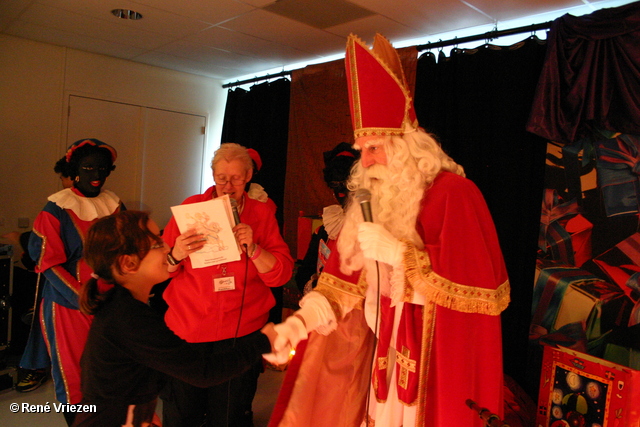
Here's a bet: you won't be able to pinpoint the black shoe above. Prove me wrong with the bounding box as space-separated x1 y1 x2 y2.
16 369 47 392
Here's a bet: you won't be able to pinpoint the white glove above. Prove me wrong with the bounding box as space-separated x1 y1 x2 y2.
263 315 306 365
263 291 337 364
357 222 405 266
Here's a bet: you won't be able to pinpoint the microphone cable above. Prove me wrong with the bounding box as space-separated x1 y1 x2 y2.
226 197 250 427
226 249 249 427
355 188 381 426
364 260 381 427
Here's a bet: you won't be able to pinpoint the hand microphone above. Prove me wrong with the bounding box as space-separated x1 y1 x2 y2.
230 198 248 252
230 198 242 226
354 188 373 222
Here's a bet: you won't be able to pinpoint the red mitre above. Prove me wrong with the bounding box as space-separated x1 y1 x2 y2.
345 33 418 139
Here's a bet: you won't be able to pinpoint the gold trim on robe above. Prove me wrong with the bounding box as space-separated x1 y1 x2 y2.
402 240 510 316
315 271 367 320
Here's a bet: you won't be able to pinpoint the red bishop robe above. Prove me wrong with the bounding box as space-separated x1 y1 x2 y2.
271 171 510 427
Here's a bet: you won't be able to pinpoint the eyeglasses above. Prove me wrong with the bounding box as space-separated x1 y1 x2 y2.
214 177 246 186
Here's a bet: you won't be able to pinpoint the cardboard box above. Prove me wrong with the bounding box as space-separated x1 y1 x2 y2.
537 345 640 426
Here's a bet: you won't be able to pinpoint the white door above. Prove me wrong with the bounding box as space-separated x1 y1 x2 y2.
142 107 205 229
66 95 206 228
67 96 143 210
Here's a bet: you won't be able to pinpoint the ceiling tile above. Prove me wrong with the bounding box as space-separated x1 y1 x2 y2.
5 20 147 59
0 0 634 81
130 0 256 25
0 0 33 32
15 4 176 50
467 0 584 22
326 14 425 42
221 9 346 55
263 0 375 29
37 0 212 37
186 26 318 62
349 0 493 35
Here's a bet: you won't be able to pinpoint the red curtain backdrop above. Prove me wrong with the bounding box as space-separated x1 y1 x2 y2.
283 47 417 256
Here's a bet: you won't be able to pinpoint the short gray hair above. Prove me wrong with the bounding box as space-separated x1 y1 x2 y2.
211 143 253 173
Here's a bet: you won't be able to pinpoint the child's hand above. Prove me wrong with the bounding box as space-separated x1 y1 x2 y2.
261 322 278 353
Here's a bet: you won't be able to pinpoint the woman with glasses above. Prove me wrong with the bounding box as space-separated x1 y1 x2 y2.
28 138 124 426
160 143 294 427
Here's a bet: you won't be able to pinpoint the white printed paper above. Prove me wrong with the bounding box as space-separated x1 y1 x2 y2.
170 195 241 268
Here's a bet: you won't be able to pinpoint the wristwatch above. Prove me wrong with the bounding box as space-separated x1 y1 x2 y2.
167 249 181 266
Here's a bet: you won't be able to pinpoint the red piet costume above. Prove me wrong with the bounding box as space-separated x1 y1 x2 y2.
270 34 510 427
29 187 123 404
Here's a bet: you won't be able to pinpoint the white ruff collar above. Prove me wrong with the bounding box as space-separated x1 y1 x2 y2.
322 204 345 240
48 188 121 221
247 183 268 203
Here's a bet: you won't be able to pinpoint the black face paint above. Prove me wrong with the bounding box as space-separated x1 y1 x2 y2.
74 152 113 197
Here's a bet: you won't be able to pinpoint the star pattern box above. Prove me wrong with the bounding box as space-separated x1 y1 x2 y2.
537 345 640 427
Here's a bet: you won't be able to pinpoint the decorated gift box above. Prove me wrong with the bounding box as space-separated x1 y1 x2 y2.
555 279 632 346
531 260 631 342
537 345 640 427
595 134 640 218
583 232 640 302
539 189 593 267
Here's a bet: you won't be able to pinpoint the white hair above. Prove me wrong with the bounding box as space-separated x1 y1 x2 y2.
337 130 464 275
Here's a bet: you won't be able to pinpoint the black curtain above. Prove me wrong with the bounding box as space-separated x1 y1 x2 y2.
221 78 291 324
221 78 291 229
414 37 549 395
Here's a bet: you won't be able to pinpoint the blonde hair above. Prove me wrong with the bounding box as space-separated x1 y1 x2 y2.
210 143 253 173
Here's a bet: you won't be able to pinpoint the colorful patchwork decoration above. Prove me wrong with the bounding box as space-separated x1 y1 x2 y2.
595 134 640 217
539 189 593 267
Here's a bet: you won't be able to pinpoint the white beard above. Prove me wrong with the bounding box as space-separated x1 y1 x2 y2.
337 159 425 276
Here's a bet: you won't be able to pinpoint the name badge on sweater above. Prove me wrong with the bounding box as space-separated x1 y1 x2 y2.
213 274 236 292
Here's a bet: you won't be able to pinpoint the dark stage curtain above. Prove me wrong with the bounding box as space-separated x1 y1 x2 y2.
221 78 291 323
221 78 291 229
526 1 640 144
415 37 549 394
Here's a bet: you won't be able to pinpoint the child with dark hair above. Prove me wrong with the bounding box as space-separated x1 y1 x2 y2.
74 210 276 427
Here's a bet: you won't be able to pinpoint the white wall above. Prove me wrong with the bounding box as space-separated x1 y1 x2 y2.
0 34 227 237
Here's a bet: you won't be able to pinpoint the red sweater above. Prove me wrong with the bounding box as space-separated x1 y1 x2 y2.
162 187 294 343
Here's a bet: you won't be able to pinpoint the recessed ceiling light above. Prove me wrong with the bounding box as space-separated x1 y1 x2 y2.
111 9 143 20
